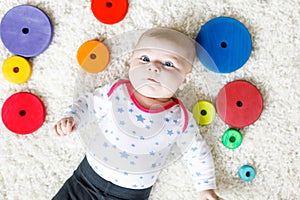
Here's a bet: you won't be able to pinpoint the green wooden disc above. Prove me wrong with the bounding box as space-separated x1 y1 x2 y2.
222 128 242 149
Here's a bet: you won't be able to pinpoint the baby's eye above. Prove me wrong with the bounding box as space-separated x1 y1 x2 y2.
163 61 174 67
141 56 150 63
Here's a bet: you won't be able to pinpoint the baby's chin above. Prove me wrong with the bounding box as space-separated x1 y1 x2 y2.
134 86 175 99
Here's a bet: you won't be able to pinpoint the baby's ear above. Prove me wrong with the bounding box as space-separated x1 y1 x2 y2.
184 72 192 84
179 73 192 90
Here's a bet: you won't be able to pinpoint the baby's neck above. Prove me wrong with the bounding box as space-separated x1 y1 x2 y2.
133 90 173 109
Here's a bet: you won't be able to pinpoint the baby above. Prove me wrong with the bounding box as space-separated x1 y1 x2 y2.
53 28 222 200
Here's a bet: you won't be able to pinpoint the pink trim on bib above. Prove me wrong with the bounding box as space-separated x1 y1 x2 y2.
107 79 188 133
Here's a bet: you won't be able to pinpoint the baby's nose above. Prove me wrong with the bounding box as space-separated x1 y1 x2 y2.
147 63 161 73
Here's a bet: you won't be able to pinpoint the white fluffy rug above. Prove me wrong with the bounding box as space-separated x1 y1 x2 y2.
0 0 299 199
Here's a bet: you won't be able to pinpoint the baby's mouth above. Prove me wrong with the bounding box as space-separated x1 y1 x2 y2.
147 78 160 84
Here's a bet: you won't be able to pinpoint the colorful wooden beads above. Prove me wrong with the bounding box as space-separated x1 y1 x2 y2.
0 5 50 134
238 165 256 182
2 56 32 84
1 92 46 134
0 5 53 57
196 17 252 73
222 128 243 149
192 100 216 125
216 80 263 128
77 40 110 73
91 0 129 24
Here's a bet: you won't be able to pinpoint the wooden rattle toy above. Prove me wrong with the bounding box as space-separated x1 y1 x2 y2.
216 80 263 128
238 165 256 182
192 100 216 125
196 17 252 73
222 128 243 149
0 5 53 57
76 40 110 73
2 56 32 84
91 0 128 24
1 92 46 134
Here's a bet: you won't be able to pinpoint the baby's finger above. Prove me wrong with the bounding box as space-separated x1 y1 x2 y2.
67 118 74 127
61 119 73 135
53 124 60 136
60 122 69 136
55 123 64 136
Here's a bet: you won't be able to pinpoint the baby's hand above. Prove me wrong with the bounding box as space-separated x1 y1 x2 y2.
200 189 223 200
54 118 76 136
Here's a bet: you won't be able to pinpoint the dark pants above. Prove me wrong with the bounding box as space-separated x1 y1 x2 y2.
53 157 152 200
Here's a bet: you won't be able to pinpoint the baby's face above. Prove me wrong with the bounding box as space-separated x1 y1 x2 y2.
129 41 193 99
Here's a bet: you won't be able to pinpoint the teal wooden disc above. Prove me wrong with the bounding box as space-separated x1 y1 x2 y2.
238 165 256 182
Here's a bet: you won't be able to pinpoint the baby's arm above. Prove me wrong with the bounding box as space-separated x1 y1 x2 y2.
53 93 94 136
53 81 115 136
178 113 222 199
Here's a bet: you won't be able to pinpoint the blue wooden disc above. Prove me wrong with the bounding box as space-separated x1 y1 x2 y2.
0 5 53 57
196 17 252 73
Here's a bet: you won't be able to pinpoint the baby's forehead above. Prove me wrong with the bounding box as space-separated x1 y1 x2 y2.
133 48 186 62
137 32 193 49
134 28 196 64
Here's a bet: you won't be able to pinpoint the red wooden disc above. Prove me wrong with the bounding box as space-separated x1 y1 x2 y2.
91 0 128 24
1 92 46 134
216 80 263 128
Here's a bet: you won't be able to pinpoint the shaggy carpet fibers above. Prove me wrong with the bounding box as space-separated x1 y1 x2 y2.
0 0 299 199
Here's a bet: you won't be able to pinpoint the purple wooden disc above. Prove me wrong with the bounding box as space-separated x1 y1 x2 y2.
0 5 53 57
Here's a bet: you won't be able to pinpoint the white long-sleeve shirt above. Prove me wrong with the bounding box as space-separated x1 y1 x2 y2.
63 79 216 191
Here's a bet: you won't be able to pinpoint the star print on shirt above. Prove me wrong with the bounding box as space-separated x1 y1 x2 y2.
120 151 129 159
167 130 174 136
118 108 124 113
136 114 145 123
191 147 198 152
103 142 109 148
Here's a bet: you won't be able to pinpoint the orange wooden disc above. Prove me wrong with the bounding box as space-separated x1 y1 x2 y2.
76 40 110 74
91 0 128 25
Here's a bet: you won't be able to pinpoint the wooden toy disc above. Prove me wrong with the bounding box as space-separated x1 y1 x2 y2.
192 100 216 125
1 92 46 134
238 165 256 182
216 80 263 128
91 0 128 24
0 5 53 57
77 40 110 74
196 17 252 73
2 56 32 84
222 128 243 149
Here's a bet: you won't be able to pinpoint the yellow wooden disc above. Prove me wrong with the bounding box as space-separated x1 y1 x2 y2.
76 40 110 74
2 56 32 84
192 100 216 125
